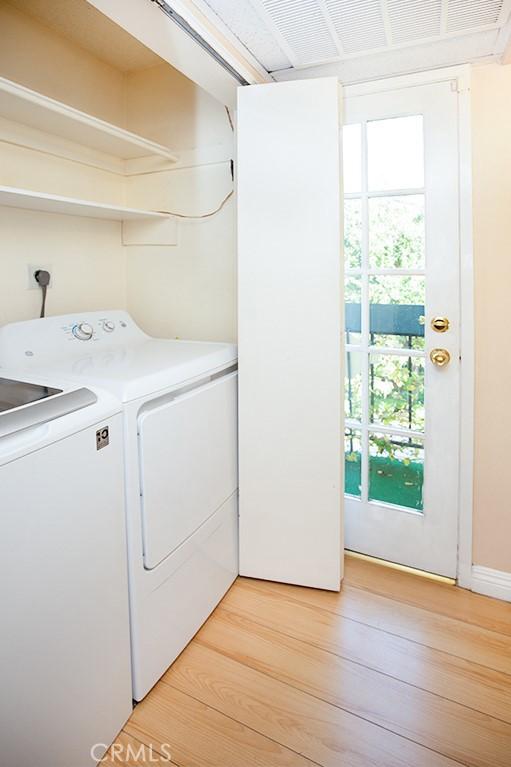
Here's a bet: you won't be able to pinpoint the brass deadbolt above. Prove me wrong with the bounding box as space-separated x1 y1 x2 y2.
431 316 450 333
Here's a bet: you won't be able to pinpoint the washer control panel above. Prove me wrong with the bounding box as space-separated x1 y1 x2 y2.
64 317 125 343
72 322 94 341
0 311 146 367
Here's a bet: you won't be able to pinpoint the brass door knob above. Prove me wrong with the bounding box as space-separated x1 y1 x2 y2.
430 348 451 367
431 316 450 333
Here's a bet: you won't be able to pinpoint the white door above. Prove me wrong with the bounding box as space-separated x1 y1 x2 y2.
237 78 343 591
343 80 460 577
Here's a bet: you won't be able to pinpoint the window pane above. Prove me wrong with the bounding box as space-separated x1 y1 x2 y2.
369 432 424 511
369 354 425 432
345 428 362 498
345 351 363 422
343 124 362 193
369 275 425 350
369 195 425 269
345 276 362 346
367 116 424 191
344 198 362 268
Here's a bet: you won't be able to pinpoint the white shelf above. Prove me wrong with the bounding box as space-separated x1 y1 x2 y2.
0 76 178 163
0 186 169 221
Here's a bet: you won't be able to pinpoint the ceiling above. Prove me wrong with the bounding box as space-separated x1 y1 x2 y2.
201 0 511 80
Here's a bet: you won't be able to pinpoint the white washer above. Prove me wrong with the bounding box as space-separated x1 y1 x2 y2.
0 372 132 766
0 311 239 700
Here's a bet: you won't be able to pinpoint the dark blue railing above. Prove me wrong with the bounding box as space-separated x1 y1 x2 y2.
345 303 425 436
345 303 425 338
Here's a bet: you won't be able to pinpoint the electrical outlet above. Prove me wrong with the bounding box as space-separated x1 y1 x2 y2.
28 264 53 290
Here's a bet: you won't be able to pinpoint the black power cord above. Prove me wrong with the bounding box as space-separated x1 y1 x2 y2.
34 269 51 318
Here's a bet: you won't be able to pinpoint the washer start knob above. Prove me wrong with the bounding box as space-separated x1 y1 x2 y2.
72 322 93 341
102 320 115 333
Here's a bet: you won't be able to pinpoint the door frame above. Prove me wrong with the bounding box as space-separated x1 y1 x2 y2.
343 65 474 587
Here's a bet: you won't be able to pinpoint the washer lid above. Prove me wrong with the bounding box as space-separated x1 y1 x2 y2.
0 385 97 439
0 377 62 412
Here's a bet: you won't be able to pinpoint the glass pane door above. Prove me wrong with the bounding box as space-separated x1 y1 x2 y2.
343 81 461 577
344 115 426 512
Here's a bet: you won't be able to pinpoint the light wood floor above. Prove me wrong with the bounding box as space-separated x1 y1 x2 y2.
104 556 511 767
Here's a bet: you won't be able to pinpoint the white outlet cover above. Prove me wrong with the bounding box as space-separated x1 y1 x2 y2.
28 264 53 290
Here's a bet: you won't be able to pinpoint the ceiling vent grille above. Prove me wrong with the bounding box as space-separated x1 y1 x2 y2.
258 0 339 64
325 0 387 53
447 0 505 33
388 0 442 43
204 0 511 72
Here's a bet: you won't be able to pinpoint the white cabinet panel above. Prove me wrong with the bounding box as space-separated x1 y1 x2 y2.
237 78 343 590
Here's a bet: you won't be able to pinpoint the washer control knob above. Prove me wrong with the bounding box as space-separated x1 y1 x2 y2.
72 322 93 341
102 320 115 333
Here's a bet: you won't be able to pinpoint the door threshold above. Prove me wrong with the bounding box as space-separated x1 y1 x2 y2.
345 550 456 585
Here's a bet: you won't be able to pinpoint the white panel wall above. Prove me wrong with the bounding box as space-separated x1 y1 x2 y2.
237 78 343 591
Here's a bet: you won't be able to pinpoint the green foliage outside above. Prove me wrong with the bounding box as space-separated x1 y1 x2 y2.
344 195 425 508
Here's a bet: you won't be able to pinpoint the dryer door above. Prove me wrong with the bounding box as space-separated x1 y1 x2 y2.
138 371 238 569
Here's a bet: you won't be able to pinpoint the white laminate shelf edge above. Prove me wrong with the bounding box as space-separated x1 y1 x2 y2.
0 186 169 221
0 76 179 163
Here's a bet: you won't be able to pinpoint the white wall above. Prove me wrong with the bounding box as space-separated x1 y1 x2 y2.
126 183 236 342
0 142 124 204
125 64 237 342
126 62 229 151
471 63 511 574
0 207 126 325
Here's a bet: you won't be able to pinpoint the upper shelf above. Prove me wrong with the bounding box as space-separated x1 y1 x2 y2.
0 76 179 163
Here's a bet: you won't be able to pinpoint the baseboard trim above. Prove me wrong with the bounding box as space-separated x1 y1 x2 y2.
471 566 511 602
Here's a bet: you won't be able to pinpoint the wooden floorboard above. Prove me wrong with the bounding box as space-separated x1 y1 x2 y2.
191 609 511 767
344 555 511 636
235 578 511 674
125 682 319 767
162 642 465 767
221 580 511 718
197 609 511 730
120 561 511 767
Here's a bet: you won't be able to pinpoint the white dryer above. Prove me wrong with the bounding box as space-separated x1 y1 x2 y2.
0 311 239 700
